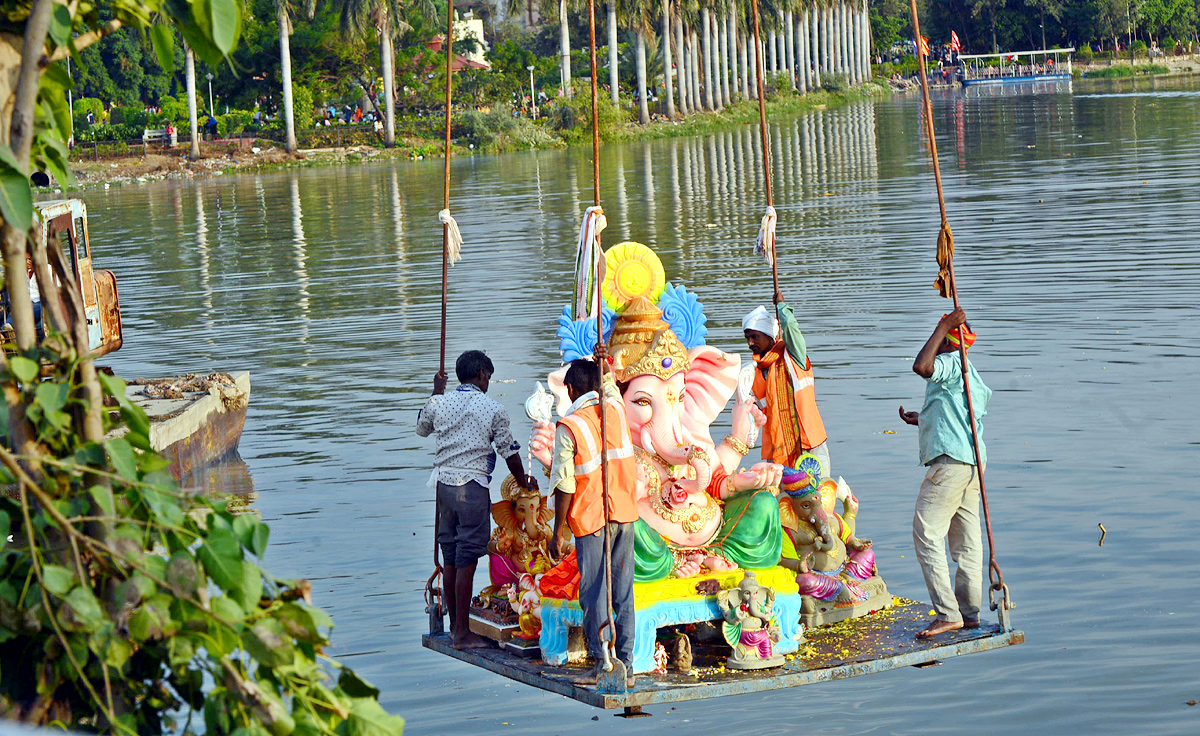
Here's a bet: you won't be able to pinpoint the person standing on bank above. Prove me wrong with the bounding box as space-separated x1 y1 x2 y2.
743 289 831 475
899 308 992 638
547 356 639 687
417 350 537 650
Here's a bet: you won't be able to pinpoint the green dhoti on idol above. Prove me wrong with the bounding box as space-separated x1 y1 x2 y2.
529 242 786 582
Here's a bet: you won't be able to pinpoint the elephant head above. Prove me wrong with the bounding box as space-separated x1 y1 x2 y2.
546 297 739 483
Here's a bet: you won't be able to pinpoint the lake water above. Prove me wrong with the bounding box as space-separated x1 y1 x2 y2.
81 75 1199 734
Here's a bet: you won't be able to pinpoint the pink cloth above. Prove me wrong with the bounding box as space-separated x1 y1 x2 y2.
844 547 876 581
796 572 843 601
488 552 521 587
740 628 774 659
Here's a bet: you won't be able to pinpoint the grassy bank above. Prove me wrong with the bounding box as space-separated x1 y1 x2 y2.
67 82 892 188
1082 63 1171 78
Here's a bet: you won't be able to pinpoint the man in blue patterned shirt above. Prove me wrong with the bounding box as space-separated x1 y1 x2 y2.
417 350 537 649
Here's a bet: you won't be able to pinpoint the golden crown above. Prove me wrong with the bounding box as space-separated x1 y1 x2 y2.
500 474 542 502
609 297 690 383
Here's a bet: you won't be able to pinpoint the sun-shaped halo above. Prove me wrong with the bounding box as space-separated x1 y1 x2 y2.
602 241 666 312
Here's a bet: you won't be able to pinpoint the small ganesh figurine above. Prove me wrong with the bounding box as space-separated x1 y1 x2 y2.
717 571 786 670
486 475 572 589
778 470 876 605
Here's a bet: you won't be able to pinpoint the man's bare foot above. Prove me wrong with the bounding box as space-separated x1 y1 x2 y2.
452 633 494 650
916 619 963 638
962 619 981 630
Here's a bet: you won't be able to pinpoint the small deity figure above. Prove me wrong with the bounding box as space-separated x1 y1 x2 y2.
779 471 876 605
486 474 570 588
503 572 543 639
717 571 786 670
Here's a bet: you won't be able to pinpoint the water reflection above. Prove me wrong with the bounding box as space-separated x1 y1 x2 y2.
77 84 1200 735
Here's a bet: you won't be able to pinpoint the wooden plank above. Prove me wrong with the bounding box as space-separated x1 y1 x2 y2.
421 601 1023 710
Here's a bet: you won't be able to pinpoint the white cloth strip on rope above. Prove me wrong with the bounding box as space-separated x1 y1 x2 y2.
572 205 608 320
438 208 464 266
754 204 777 267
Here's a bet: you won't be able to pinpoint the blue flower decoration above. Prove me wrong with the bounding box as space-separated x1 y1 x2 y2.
655 282 708 349
556 306 617 361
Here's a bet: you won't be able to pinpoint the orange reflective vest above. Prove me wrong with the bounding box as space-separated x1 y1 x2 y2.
558 399 639 538
752 343 828 467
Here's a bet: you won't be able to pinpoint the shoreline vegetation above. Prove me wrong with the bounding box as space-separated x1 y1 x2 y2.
67 82 892 188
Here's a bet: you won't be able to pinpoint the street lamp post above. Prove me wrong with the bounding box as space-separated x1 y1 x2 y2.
527 65 536 119
206 73 215 116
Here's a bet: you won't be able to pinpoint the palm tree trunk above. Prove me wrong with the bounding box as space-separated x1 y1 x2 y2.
842 3 852 81
821 6 831 77
278 1 297 153
663 0 676 117
691 29 702 109
768 28 777 76
810 8 820 88
675 13 689 113
185 44 200 157
701 8 714 110
717 10 729 106
560 0 572 96
797 11 808 93
636 31 650 123
380 16 395 148
747 30 758 98
728 9 740 99
739 29 750 99
785 10 796 89
608 2 619 104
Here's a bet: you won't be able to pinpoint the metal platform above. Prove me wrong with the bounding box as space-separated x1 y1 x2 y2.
422 601 1024 710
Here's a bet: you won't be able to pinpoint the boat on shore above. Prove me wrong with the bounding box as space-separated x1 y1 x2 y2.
12 200 253 480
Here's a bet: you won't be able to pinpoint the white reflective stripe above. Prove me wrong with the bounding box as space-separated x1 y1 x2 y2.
793 376 814 391
573 444 635 476
563 415 599 458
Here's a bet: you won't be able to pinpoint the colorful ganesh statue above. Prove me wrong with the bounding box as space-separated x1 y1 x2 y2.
778 468 891 627
529 242 787 582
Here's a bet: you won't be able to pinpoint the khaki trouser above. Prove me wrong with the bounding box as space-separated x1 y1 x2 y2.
913 456 984 623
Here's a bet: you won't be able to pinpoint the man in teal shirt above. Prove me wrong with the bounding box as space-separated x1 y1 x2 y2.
899 308 991 638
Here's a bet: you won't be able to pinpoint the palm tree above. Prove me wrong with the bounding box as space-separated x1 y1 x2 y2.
560 0 572 95
185 44 200 157
277 0 315 153
335 0 432 147
626 0 657 122
608 2 620 104
662 0 676 117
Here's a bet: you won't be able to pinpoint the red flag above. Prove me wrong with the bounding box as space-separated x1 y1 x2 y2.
950 31 962 52
918 36 930 58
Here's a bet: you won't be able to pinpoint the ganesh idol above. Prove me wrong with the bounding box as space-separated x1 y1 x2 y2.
529 242 786 581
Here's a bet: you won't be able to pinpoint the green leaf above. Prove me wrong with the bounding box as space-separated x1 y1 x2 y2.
104 437 138 480
232 561 261 610
7 355 38 384
151 25 175 73
166 552 201 596
40 564 74 596
75 443 105 467
241 618 291 667
337 669 381 699
210 594 243 623
205 519 242 560
34 381 68 413
233 515 269 556
47 4 72 48
0 144 31 233
120 402 151 439
340 697 406 736
0 511 8 550
64 587 105 627
198 542 244 596
102 634 133 668
98 373 129 403
208 0 241 55
88 485 115 516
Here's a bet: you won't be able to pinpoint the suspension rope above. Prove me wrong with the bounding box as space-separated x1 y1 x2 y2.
584 0 620 674
427 0 459 633
908 0 1012 619
748 0 782 294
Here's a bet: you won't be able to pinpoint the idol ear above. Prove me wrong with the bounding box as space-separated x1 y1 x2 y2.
547 364 572 418
681 346 740 446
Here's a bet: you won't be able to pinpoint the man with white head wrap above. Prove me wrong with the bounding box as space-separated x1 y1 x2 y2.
742 291 830 475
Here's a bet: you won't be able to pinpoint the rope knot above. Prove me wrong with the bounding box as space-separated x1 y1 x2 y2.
933 220 954 298
438 209 463 267
754 205 777 267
